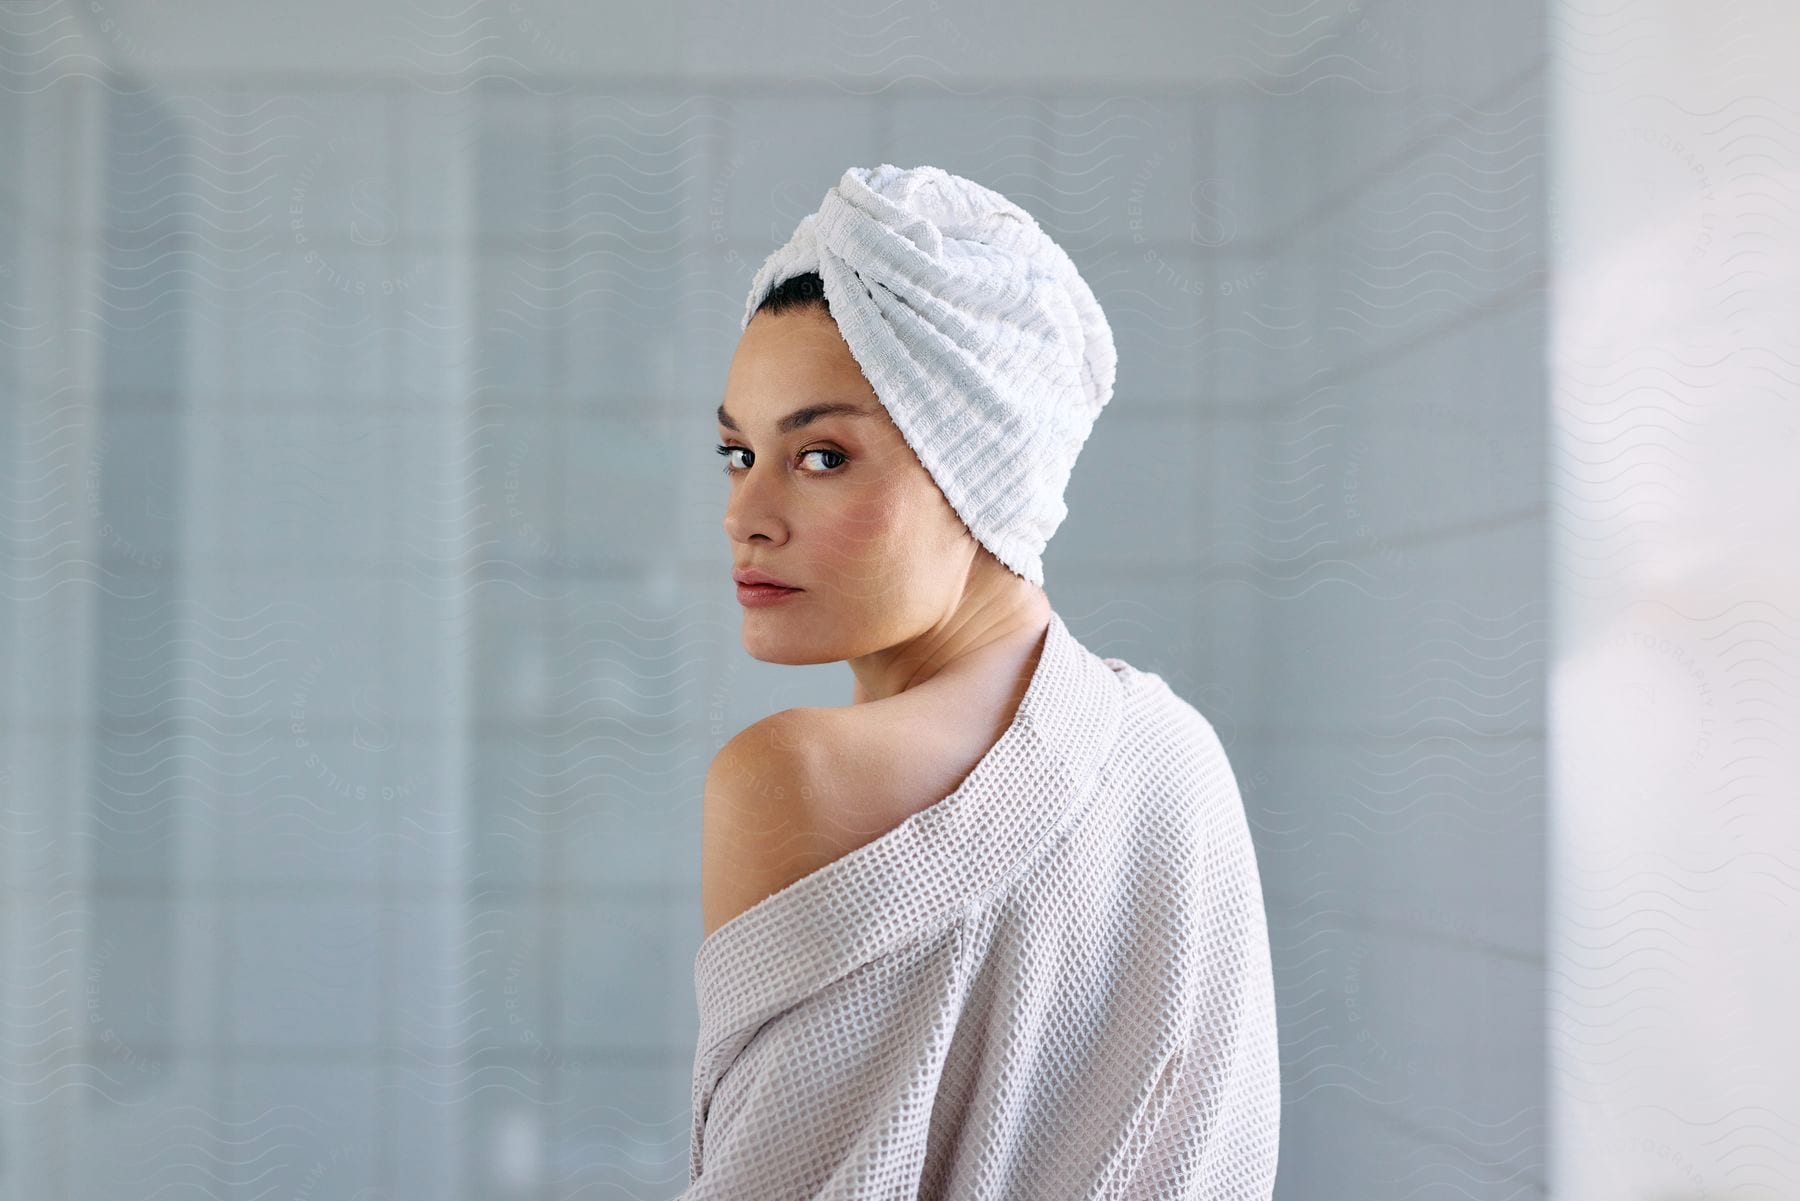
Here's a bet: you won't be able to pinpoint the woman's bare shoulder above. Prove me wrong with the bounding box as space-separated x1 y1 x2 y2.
700 709 828 906
699 699 967 938
802 685 1005 846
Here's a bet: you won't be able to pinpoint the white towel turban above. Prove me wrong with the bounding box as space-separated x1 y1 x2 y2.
740 163 1117 588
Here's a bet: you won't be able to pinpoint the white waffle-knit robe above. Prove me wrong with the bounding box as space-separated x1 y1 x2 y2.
682 608 1281 1199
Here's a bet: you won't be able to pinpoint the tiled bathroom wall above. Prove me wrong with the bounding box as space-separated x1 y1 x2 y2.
0 2 1554 1198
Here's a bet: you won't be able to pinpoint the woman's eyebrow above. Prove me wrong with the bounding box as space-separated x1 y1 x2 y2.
716 402 875 435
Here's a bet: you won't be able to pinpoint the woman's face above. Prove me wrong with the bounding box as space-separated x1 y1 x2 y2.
718 306 978 664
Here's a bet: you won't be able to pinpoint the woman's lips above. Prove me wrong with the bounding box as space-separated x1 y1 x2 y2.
736 583 803 607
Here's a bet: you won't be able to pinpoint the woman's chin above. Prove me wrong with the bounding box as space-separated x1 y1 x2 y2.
741 622 838 666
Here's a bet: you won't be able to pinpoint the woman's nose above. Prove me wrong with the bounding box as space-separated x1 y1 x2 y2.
722 468 787 545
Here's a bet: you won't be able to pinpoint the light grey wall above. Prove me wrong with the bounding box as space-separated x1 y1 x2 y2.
1547 1 1800 1197
0 1 1554 1198
1226 45 1553 1201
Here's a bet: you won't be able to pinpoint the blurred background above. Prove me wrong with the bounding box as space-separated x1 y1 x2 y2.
2 0 1795 1198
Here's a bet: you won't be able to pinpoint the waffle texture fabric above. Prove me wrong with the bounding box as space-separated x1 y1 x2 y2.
681 608 1281 1199
740 164 1118 587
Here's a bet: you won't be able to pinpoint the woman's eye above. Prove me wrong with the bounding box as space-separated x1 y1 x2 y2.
714 444 846 474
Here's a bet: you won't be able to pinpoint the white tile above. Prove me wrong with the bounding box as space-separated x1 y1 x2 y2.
1256 522 1546 739
686 243 762 416
1371 811 1544 961
8 398 107 719
472 901 557 1064
1252 385 1364 570
1313 93 1428 212
65 1056 218 1201
371 726 464 881
1347 389 1544 550
379 397 521 580
1203 90 1323 251
1049 572 1212 698
4 735 127 885
451 1052 557 1201
1204 245 1316 401
1416 2 1544 105
558 413 692 571
709 96 881 246
482 4 686 78
1047 571 1271 735
470 92 558 244
553 243 700 415
386 249 483 400
83 894 222 1053
88 408 184 570
220 1059 381 1201
432 733 548 890
1319 0 1420 98
193 568 396 725
1041 94 1202 257
1353 927 1545 1133
678 431 736 576
229 247 395 407
1274 1084 1541 1200
8 63 89 238
555 730 705 894
1273 1089 1411 1198
1259 729 1545 957
230 91 393 247
93 240 193 395
555 896 685 1053
1060 410 1207 568
676 5 877 81
1200 414 1263 559
1335 203 1492 349
550 1059 694 1196
189 410 394 570
1281 911 1432 1101
385 1055 464 1201
886 94 1049 198
226 898 383 1048
393 89 478 249
100 90 232 236
464 250 560 400
560 93 715 260
466 582 559 727
213 727 383 887
84 730 196 888
549 576 714 738
389 897 544 1060
1071 241 1208 410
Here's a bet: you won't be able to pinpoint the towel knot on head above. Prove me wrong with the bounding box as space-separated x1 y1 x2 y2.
741 163 1117 587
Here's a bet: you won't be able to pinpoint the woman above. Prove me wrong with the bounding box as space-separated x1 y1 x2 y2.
686 165 1280 1200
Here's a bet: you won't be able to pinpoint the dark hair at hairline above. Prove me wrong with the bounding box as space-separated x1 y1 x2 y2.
754 271 830 318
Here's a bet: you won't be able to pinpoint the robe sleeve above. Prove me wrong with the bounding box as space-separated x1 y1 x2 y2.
679 919 971 1199
1106 714 1284 1201
1108 958 1282 1200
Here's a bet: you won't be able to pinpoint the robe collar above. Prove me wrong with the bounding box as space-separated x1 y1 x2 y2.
693 606 1128 1063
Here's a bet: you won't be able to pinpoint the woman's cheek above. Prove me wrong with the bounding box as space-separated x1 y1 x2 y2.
830 491 910 559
